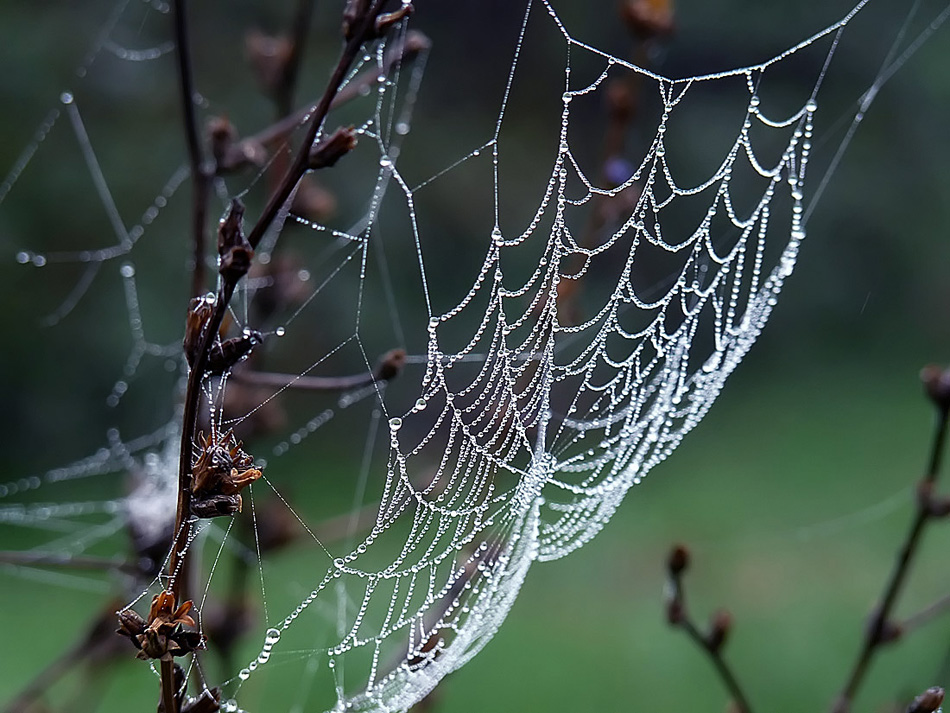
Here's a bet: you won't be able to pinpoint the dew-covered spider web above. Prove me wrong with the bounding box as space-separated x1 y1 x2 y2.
2 0 949 711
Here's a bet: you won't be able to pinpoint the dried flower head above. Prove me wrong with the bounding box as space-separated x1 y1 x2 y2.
116 591 203 661
191 430 262 518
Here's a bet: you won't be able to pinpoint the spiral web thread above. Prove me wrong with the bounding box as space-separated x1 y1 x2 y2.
2 0 941 711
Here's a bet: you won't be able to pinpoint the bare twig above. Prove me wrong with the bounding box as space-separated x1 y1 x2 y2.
231 347 405 391
832 365 950 713
174 0 212 299
664 544 755 713
900 592 950 635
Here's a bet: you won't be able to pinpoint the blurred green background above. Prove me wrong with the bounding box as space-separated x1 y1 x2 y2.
1 0 949 712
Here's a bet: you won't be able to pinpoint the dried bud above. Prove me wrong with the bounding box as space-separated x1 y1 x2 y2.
218 200 253 283
907 687 944 713
867 608 903 646
309 126 358 170
375 348 407 382
917 481 950 518
706 609 732 653
606 79 635 125
667 544 690 576
208 330 263 375
208 116 238 165
921 364 950 412
292 175 337 223
374 4 413 38
245 30 293 95
191 430 263 518
209 116 267 173
620 0 675 40
184 296 215 367
116 591 204 661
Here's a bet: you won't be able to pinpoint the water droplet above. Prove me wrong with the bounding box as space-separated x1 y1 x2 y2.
32 254 47 267
204 293 215 304
415 398 427 410
264 628 281 645
238 668 250 681
389 417 402 431
60 91 74 105
395 121 410 135
275 326 286 337
15 252 29 264
120 263 135 278
333 557 345 568
805 98 818 112
328 658 335 668
298 269 310 282
380 156 392 168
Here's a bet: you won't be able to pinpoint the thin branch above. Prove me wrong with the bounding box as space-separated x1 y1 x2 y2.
664 545 755 713
832 366 950 713
174 0 211 298
160 660 177 713
901 592 950 636
231 347 406 391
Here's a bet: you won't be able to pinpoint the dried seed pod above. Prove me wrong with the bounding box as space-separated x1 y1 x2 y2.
218 200 253 283
191 431 263 518
116 591 204 661
207 330 263 375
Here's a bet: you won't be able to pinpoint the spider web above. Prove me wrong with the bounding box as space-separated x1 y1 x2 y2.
2 1 948 712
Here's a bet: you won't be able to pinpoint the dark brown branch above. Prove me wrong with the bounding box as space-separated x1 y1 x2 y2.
174 0 212 299
664 544 755 713
170 0 397 645
832 365 950 713
230 347 405 392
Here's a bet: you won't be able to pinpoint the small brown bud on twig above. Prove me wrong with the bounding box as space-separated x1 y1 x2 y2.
706 609 732 653
184 297 214 367
218 200 253 283
906 687 944 713
209 117 267 173
667 544 690 576
374 4 413 38
375 348 407 382
917 480 950 518
620 0 675 40
208 330 263 375
866 607 903 646
309 126 358 170
921 364 950 412
245 30 293 96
